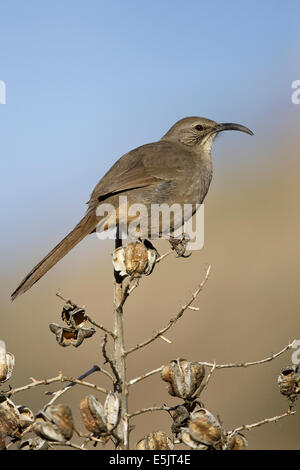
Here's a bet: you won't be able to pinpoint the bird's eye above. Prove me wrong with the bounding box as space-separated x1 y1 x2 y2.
195 124 204 131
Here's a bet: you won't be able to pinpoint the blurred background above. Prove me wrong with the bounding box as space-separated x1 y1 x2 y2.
0 0 300 450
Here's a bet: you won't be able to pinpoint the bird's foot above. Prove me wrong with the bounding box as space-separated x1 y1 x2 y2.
169 233 191 258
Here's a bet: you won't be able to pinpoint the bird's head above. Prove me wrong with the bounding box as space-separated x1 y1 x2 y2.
162 116 253 152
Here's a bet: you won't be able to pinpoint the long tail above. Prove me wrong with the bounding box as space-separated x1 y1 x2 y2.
11 211 97 301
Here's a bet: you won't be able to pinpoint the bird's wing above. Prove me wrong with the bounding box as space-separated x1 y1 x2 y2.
88 140 188 207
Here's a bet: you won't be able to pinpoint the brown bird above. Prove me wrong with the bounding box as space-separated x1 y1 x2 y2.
11 116 253 301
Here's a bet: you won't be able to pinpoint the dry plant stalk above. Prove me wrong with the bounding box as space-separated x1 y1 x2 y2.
0 239 298 450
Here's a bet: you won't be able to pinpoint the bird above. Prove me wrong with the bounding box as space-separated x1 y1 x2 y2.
11 116 253 301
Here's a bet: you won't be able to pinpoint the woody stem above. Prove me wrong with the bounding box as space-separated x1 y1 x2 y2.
113 234 129 449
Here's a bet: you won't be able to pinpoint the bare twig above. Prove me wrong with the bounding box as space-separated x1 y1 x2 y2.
128 341 293 387
159 335 172 344
194 361 216 397
128 366 164 386
49 441 86 450
156 250 173 263
58 376 108 395
5 373 108 398
128 405 172 419
112 234 129 450
46 365 108 405
198 342 295 370
86 316 116 339
125 265 211 355
5 374 65 396
229 410 296 434
118 276 140 309
101 334 122 392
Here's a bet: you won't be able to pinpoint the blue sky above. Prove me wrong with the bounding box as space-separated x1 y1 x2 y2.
0 0 300 261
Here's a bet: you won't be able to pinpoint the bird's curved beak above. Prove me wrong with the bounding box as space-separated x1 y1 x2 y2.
209 123 254 136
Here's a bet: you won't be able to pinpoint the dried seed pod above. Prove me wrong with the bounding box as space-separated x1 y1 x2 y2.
19 437 49 450
0 340 15 383
49 323 95 347
0 398 21 425
188 408 222 449
112 246 127 276
33 404 74 442
124 242 148 275
171 405 190 435
0 404 20 437
104 392 120 432
161 359 205 399
16 406 34 430
33 420 67 443
136 431 174 450
278 365 299 400
113 241 158 277
226 432 248 450
43 404 73 441
295 374 300 394
0 431 6 451
61 304 87 328
180 428 208 450
80 395 107 433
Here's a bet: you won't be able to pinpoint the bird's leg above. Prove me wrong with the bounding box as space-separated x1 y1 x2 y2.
168 233 192 258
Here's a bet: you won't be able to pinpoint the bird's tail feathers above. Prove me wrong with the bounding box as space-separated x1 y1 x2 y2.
11 211 97 301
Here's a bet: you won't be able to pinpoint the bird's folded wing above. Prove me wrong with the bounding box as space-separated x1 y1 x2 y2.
88 141 186 206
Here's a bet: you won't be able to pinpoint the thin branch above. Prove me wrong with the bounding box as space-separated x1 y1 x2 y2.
86 316 116 339
198 342 295 370
58 376 108 395
229 410 296 435
118 276 140 310
56 291 116 339
128 366 164 386
112 233 129 449
194 361 216 397
5 373 108 398
46 365 107 405
156 250 173 263
5 374 65 396
128 341 293 387
76 429 119 447
102 334 122 392
125 265 211 355
49 441 86 450
128 405 172 419
96 366 115 383
159 335 172 344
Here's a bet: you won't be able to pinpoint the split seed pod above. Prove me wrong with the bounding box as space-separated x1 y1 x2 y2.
17 406 34 430
80 395 107 434
278 365 299 400
19 437 49 450
104 392 120 432
226 432 248 450
171 405 190 435
80 393 120 434
0 340 15 383
33 404 73 442
0 404 20 438
0 431 6 451
180 428 208 450
136 431 174 450
49 323 95 347
188 408 222 449
113 241 157 277
61 304 88 329
161 359 205 399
